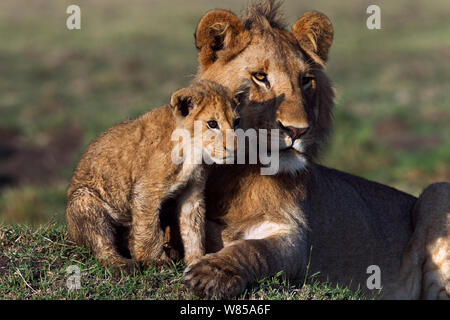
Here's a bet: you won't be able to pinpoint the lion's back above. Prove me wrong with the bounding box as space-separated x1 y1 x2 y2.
306 164 417 292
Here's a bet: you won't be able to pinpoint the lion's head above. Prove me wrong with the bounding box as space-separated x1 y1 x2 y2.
195 0 335 174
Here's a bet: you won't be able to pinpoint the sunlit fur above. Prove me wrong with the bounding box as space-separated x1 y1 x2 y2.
196 5 334 175
66 80 238 269
180 0 450 300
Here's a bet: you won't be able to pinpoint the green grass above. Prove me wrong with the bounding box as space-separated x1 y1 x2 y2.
0 221 366 300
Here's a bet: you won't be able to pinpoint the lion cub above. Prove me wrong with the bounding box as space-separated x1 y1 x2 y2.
66 80 246 269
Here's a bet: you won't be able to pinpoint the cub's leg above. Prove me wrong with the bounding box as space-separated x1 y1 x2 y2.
66 187 135 271
129 189 167 266
177 184 206 264
383 182 449 300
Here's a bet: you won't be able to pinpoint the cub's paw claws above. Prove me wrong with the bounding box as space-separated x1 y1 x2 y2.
183 254 246 299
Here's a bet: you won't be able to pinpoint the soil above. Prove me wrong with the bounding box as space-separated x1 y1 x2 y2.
0 125 82 190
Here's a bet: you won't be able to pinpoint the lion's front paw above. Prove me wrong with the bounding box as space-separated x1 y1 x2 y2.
183 254 247 299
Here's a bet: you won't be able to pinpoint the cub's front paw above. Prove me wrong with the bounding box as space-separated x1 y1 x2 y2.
183 254 247 299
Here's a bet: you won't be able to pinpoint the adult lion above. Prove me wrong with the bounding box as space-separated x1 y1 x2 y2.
180 0 450 299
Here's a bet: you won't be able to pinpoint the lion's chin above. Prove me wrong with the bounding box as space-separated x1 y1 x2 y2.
277 148 307 175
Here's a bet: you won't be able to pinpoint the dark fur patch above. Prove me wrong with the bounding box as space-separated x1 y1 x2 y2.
242 0 287 31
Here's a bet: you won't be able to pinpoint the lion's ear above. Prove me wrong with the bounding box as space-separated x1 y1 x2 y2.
195 10 250 70
292 11 333 63
170 88 202 118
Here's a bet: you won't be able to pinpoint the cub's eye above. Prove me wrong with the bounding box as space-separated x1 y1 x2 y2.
301 74 315 90
252 72 268 83
207 120 219 129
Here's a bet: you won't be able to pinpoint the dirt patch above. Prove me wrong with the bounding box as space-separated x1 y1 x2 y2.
0 256 11 276
406 166 450 185
375 118 442 151
0 125 82 190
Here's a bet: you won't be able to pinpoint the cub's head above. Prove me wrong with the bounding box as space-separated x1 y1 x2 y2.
194 0 335 173
170 80 249 164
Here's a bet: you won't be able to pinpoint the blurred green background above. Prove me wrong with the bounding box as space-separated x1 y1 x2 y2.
0 0 449 224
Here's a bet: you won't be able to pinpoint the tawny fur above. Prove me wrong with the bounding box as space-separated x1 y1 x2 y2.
382 182 450 300
180 0 450 299
66 80 238 269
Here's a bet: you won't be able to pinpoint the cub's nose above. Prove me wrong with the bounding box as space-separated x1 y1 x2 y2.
278 121 309 141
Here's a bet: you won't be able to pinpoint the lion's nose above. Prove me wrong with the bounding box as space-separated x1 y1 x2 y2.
286 126 309 140
278 121 309 140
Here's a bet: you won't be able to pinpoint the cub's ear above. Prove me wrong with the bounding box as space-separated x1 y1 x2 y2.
170 89 202 118
232 78 251 110
292 11 333 63
195 9 251 70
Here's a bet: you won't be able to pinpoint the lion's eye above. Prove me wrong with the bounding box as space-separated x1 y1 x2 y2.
207 120 219 129
301 74 315 90
252 72 268 83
